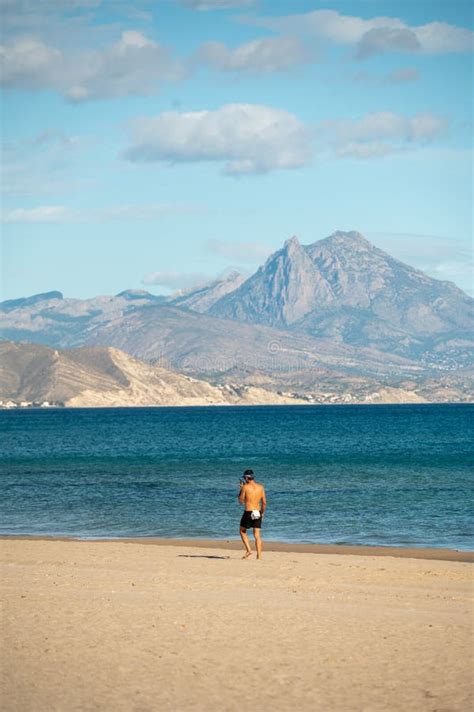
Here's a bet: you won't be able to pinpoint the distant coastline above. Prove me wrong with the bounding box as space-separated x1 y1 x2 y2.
1 400 472 410
2 341 472 407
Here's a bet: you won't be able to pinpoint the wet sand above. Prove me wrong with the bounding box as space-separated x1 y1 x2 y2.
1 537 473 711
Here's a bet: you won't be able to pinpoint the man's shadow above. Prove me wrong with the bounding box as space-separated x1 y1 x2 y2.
178 554 231 560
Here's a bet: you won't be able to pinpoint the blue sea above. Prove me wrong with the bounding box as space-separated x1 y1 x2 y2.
0 404 472 550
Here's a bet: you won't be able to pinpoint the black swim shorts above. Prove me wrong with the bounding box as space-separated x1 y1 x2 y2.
240 511 262 529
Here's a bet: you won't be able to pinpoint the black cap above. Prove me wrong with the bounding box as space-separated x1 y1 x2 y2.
244 469 254 479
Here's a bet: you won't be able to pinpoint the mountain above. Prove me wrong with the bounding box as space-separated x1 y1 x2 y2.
0 290 64 312
168 271 246 313
0 289 163 347
1 286 417 380
210 236 328 326
1 231 472 402
0 342 308 407
209 232 473 360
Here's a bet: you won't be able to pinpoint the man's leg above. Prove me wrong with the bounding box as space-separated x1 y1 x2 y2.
253 528 262 559
240 527 252 558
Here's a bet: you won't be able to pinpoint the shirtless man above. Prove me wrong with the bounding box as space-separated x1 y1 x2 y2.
238 469 266 560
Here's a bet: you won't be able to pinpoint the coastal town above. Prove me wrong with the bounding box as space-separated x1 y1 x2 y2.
0 400 64 409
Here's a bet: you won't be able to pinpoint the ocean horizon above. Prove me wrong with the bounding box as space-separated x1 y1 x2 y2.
1 403 473 550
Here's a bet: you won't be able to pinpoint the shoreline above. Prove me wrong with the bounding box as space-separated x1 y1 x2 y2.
1 401 472 410
2 535 472 562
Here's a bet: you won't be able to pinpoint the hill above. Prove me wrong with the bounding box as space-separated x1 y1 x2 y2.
0 342 307 408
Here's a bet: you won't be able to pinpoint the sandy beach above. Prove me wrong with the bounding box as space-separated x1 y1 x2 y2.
1 538 472 712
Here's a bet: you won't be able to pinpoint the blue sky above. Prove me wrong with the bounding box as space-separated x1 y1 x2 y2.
1 0 472 299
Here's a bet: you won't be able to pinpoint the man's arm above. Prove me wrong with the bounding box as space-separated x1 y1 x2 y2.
238 484 246 504
260 487 267 516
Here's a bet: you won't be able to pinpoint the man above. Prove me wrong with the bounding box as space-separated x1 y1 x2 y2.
238 469 266 560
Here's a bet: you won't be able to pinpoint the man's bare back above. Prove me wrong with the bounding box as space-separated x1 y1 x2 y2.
240 481 265 511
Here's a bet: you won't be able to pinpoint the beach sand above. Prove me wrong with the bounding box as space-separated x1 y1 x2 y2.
1 539 472 711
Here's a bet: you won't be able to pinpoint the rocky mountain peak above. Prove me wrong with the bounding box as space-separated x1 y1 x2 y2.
317 230 373 251
283 235 301 251
260 235 303 269
210 234 333 327
208 231 473 358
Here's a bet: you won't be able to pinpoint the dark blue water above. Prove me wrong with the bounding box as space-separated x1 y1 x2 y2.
0 404 472 549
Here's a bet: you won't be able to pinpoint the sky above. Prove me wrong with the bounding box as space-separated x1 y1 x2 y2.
0 0 472 300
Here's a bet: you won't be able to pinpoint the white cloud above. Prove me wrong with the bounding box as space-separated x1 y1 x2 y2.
0 37 62 89
247 9 474 57
178 0 256 10
66 30 186 101
0 0 100 7
2 205 73 223
206 238 270 263
0 0 101 20
142 271 211 290
0 31 186 100
415 21 474 54
319 111 447 158
123 106 446 174
197 36 313 73
0 1 105 53
123 103 312 175
1 202 198 224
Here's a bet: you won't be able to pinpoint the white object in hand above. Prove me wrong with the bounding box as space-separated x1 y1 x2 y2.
250 510 261 520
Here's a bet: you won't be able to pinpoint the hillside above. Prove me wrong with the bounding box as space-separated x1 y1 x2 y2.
0 342 308 407
0 289 420 381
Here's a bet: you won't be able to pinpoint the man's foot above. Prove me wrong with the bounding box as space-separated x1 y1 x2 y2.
242 551 253 559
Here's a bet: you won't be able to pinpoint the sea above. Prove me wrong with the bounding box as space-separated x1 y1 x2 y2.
1 404 473 550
